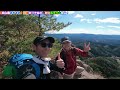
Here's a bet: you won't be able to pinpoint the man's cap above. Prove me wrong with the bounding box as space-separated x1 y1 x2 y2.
61 36 71 43
33 36 55 45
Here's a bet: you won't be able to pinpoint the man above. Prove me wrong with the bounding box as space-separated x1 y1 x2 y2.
24 36 65 79
55 36 91 79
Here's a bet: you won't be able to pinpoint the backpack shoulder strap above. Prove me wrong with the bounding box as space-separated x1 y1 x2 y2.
31 63 40 79
60 50 67 68
60 50 65 61
72 47 77 55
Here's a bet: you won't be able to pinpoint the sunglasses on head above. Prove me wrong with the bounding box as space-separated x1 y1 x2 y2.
40 42 53 48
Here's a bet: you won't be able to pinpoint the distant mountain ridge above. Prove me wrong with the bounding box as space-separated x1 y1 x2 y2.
45 33 120 46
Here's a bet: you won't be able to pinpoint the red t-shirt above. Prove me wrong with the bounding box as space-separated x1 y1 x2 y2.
59 48 88 75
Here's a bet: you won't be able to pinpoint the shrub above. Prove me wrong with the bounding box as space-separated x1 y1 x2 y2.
85 57 120 78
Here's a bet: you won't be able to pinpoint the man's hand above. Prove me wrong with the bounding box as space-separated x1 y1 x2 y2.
84 42 91 52
56 53 65 68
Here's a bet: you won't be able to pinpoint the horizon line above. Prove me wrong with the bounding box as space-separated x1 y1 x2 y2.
45 33 120 35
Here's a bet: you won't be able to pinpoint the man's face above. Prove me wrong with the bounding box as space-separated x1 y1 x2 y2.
62 41 71 50
33 39 53 58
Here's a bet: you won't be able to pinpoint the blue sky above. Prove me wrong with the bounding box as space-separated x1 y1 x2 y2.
45 11 120 35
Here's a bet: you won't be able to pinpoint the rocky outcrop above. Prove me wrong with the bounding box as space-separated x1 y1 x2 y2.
76 60 93 73
50 59 105 79
78 70 104 79
74 60 104 79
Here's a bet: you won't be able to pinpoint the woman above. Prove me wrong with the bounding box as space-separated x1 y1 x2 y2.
55 36 91 79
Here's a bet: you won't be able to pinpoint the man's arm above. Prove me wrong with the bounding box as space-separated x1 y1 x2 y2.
75 48 88 57
49 61 64 73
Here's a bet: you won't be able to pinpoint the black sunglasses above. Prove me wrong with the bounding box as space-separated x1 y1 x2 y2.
40 42 53 48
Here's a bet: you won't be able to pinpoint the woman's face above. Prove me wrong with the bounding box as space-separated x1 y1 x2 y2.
62 41 72 50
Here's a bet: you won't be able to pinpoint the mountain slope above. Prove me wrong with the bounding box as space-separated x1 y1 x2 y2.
45 33 120 46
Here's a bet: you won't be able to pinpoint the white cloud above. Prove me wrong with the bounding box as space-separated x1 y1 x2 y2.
74 14 83 18
93 28 120 35
91 13 96 15
54 15 60 17
106 29 120 35
46 28 120 35
87 19 92 23
68 11 75 14
90 29 120 35
45 30 58 34
80 19 92 23
81 19 86 22
107 25 120 29
47 28 90 34
94 17 120 24
63 28 90 34
96 26 104 28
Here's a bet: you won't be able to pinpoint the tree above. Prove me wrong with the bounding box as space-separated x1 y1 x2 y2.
37 14 72 36
0 14 72 61
0 14 72 40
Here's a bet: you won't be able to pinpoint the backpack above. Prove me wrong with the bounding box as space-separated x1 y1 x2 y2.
3 53 40 79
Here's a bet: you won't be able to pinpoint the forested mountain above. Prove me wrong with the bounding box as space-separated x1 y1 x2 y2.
46 33 120 57
45 33 120 46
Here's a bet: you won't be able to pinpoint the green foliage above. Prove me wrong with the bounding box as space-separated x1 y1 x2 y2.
0 50 11 61
0 15 71 61
85 57 120 78
76 41 120 57
48 39 61 59
35 15 72 36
